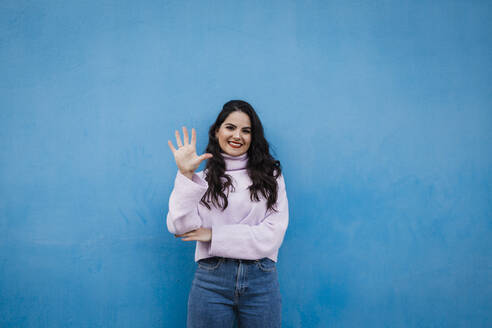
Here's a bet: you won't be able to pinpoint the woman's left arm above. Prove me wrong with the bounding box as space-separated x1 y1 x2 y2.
208 174 289 260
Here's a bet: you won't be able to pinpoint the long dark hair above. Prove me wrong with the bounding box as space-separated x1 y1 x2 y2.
200 100 282 213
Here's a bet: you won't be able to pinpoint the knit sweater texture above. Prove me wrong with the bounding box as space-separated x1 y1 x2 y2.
166 152 289 262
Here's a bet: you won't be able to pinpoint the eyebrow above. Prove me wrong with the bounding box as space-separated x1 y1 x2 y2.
225 123 251 129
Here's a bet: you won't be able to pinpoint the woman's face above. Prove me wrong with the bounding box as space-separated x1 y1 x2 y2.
215 111 252 156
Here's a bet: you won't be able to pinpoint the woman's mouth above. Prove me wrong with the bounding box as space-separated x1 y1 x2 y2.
228 141 242 148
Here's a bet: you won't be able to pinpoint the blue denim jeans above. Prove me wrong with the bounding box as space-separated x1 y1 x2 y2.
187 257 282 328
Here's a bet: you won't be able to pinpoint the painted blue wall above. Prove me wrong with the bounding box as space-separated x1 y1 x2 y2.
1 1 490 327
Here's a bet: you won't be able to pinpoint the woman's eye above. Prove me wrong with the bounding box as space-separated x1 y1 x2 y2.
225 126 250 133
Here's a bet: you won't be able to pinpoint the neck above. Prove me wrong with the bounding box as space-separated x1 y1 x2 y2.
221 152 248 171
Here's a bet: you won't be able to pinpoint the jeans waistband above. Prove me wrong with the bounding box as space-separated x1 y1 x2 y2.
214 256 260 263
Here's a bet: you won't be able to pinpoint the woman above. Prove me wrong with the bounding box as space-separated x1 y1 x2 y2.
166 100 289 327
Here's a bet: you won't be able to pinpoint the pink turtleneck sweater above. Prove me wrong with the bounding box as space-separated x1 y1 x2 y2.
166 152 289 262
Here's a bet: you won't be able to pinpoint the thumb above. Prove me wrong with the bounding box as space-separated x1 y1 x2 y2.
198 153 213 162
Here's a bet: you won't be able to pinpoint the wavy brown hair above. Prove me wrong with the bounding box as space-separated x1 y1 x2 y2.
200 100 282 213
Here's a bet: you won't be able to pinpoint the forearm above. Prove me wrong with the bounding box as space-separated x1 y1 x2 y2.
166 170 208 234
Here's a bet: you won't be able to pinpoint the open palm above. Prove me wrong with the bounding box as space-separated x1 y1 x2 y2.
168 127 213 176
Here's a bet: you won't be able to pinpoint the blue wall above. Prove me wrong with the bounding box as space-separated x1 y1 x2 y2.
1 1 491 327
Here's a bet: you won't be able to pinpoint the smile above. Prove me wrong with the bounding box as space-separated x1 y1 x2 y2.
228 141 242 148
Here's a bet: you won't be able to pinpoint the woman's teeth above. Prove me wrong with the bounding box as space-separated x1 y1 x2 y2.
228 141 242 148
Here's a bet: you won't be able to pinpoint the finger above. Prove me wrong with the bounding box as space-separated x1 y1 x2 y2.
168 140 176 154
175 130 183 147
198 153 213 163
175 230 196 237
191 128 196 147
182 126 190 145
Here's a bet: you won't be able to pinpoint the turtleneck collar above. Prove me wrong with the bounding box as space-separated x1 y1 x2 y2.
221 152 248 171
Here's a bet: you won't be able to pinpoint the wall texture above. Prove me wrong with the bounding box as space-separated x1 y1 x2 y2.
1 1 491 327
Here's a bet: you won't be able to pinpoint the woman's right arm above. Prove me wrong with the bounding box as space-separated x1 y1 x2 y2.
166 170 208 235
166 126 213 235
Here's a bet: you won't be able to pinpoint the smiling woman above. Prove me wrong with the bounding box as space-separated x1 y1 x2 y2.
214 112 252 157
166 100 288 327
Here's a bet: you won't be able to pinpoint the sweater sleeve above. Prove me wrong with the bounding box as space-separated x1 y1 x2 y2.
166 170 208 235
209 174 289 260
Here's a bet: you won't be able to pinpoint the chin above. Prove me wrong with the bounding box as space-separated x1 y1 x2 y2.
227 151 244 156
224 147 247 156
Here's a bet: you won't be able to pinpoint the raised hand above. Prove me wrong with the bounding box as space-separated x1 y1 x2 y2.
168 127 213 178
